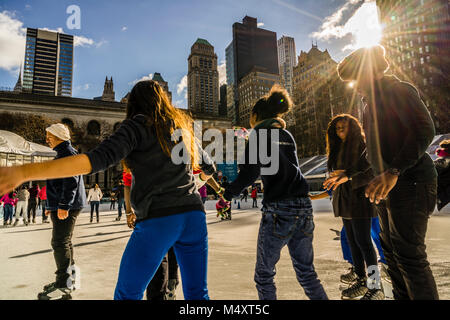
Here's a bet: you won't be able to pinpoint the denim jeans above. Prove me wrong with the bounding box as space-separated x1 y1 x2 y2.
90 201 100 221
255 197 328 300
117 198 125 218
377 179 439 300
3 204 14 222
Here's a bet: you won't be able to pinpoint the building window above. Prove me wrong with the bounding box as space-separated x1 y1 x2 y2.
87 120 101 136
61 118 74 130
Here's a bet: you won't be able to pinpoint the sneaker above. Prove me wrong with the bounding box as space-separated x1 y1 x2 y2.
24 220 29 226
341 277 368 300
37 283 72 300
115 217 121 221
32 219 36 224
42 282 57 291
165 279 178 300
361 288 385 300
340 267 358 284
13 219 19 227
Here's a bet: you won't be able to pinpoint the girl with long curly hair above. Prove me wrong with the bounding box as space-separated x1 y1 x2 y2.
0 80 216 300
323 114 384 300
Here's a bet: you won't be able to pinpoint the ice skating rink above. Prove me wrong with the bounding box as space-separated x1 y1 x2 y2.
0 199 449 300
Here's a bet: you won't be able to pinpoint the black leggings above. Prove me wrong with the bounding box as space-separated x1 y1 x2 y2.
342 218 377 278
146 247 179 300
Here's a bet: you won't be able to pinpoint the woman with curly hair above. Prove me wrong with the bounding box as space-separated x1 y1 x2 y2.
323 114 384 300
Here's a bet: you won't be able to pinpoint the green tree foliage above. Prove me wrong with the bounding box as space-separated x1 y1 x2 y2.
0 112 55 145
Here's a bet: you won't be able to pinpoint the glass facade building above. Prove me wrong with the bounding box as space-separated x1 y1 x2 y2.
23 28 73 97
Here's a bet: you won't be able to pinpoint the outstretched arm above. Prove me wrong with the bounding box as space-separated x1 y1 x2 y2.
0 154 92 195
309 191 330 200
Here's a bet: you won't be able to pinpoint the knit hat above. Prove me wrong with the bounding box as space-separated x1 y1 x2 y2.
337 45 390 81
45 123 71 141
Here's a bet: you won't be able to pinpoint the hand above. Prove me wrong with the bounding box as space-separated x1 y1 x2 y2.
57 209 69 220
45 210 51 216
330 170 345 177
0 166 25 196
217 187 225 199
126 212 136 229
323 174 349 191
365 171 399 204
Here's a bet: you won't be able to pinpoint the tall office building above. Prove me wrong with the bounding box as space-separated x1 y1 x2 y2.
376 0 450 133
23 28 74 96
152 72 172 103
237 67 280 128
277 36 297 95
225 41 237 123
219 84 228 117
187 39 219 115
291 45 361 157
226 16 279 125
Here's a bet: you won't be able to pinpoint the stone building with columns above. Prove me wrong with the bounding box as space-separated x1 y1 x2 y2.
0 91 233 191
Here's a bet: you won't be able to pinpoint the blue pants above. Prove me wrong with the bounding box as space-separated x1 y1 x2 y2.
114 210 209 300
255 198 328 300
341 217 386 265
117 198 125 218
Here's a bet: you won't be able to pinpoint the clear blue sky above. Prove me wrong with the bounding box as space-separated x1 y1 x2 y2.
0 0 371 108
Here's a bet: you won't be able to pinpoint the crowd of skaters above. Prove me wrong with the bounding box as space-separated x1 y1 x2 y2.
0 45 449 301
0 183 48 226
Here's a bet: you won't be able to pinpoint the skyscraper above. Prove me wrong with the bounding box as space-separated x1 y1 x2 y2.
219 84 228 117
376 0 450 133
187 39 219 115
277 36 297 95
23 28 74 96
226 16 279 125
291 45 361 157
152 72 172 103
225 41 237 123
238 67 280 128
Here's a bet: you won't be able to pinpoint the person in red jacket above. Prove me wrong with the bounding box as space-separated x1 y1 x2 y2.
38 185 49 223
251 186 258 208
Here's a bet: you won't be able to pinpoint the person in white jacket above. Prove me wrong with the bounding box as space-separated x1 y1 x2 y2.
14 185 29 226
87 184 103 223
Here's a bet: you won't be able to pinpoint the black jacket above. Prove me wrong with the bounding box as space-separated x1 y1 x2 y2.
86 115 215 222
331 142 376 219
435 158 450 210
223 124 309 204
362 75 437 183
46 141 86 211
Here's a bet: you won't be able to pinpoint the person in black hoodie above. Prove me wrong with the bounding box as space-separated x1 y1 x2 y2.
0 81 215 300
221 85 328 300
323 114 383 300
337 45 439 300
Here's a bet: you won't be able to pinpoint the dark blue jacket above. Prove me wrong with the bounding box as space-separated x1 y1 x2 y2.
46 140 86 211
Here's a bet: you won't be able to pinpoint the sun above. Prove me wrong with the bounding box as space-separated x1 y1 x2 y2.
346 2 383 49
